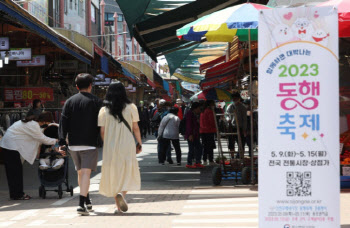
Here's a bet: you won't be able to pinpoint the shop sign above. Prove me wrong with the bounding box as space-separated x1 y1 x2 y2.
17 55 46 67
4 88 54 102
0 48 31 61
0 37 9 50
54 60 78 70
258 7 339 228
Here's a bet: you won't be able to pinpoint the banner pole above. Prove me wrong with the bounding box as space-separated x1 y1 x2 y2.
248 29 255 185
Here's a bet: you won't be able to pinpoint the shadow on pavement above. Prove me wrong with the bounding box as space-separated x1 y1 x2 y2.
94 212 179 216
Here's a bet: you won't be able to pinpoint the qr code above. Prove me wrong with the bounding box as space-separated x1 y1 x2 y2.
286 172 311 197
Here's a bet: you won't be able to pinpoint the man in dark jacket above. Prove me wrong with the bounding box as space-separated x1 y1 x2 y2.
59 73 102 216
138 101 150 138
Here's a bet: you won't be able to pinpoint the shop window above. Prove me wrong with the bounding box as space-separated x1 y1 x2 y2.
118 14 123 22
105 13 114 26
64 0 68 14
78 0 84 18
91 4 96 23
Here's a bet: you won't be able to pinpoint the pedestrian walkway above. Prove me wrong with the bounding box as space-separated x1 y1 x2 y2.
0 137 350 227
173 187 258 228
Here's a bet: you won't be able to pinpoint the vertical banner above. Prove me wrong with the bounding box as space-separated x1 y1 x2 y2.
259 7 339 228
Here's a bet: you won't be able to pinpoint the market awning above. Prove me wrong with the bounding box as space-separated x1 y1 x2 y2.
121 67 138 84
0 0 92 64
165 42 227 84
199 55 226 72
125 61 154 82
200 58 239 90
117 0 244 61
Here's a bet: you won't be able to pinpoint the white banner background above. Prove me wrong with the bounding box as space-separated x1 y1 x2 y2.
259 6 339 228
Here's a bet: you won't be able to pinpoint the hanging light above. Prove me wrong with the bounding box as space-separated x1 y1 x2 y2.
4 51 9 64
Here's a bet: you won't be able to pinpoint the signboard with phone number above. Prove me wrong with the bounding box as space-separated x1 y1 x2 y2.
4 88 54 102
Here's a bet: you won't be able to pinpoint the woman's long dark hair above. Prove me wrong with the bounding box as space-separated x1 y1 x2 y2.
104 82 131 122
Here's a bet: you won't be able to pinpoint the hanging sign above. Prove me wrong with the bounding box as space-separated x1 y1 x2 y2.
54 60 78 70
4 88 54 102
17 55 46 67
259 7 339 228
0 48 31 61
0 37 9 50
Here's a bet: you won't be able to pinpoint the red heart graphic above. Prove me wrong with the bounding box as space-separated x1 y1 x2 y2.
283 12 293 20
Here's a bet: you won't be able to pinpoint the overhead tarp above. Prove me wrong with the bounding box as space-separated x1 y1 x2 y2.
165 43 200 75
122 67 137 84
173 72 201 84
126 61 154 82
199 55 226 72
200 58 240 90
120 62 142 78
205 58 239 79
168 42 227 84
0 0 92 64
123 0 244 61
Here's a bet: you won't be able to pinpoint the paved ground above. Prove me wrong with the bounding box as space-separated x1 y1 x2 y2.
0 136 350 228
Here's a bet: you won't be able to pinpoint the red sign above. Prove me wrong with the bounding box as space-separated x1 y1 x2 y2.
4 88 54 102
94 44 103 57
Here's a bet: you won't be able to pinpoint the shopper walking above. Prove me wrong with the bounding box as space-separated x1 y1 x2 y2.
158 107 182 165
98 82 142 214
226 92 247 158
59 73 102 215
138 101 150 138
0 112 58 200
200 100 217 165
185 102 204 169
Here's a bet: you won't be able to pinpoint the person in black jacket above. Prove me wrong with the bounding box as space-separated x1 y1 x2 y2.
138 101 150 138
59 73 102 216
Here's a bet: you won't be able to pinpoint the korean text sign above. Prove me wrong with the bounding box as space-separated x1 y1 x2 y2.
4 88 54 102
258 7 339 228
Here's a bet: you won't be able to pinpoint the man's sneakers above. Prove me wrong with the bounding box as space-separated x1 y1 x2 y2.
77 194 92 215
86 203 93 212
86 194 93 212
77 206 89 216
186 164 196 169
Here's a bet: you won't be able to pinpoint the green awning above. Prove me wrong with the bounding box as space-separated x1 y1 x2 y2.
117 0 243 61
164 42 227 84
165 43 199 76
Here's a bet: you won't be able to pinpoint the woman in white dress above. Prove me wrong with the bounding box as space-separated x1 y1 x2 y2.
98 82 142 213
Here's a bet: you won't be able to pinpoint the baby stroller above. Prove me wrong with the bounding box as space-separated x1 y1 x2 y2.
38 124 74 199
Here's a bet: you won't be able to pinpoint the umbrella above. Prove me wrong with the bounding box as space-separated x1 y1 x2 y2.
319 0 350 38
190 88 232 101
178 2 271 185
176 3 271 42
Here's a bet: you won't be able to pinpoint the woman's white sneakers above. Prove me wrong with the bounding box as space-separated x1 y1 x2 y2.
116 193 128 212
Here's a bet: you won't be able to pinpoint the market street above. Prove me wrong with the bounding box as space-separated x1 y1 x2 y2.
0 137 349 227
